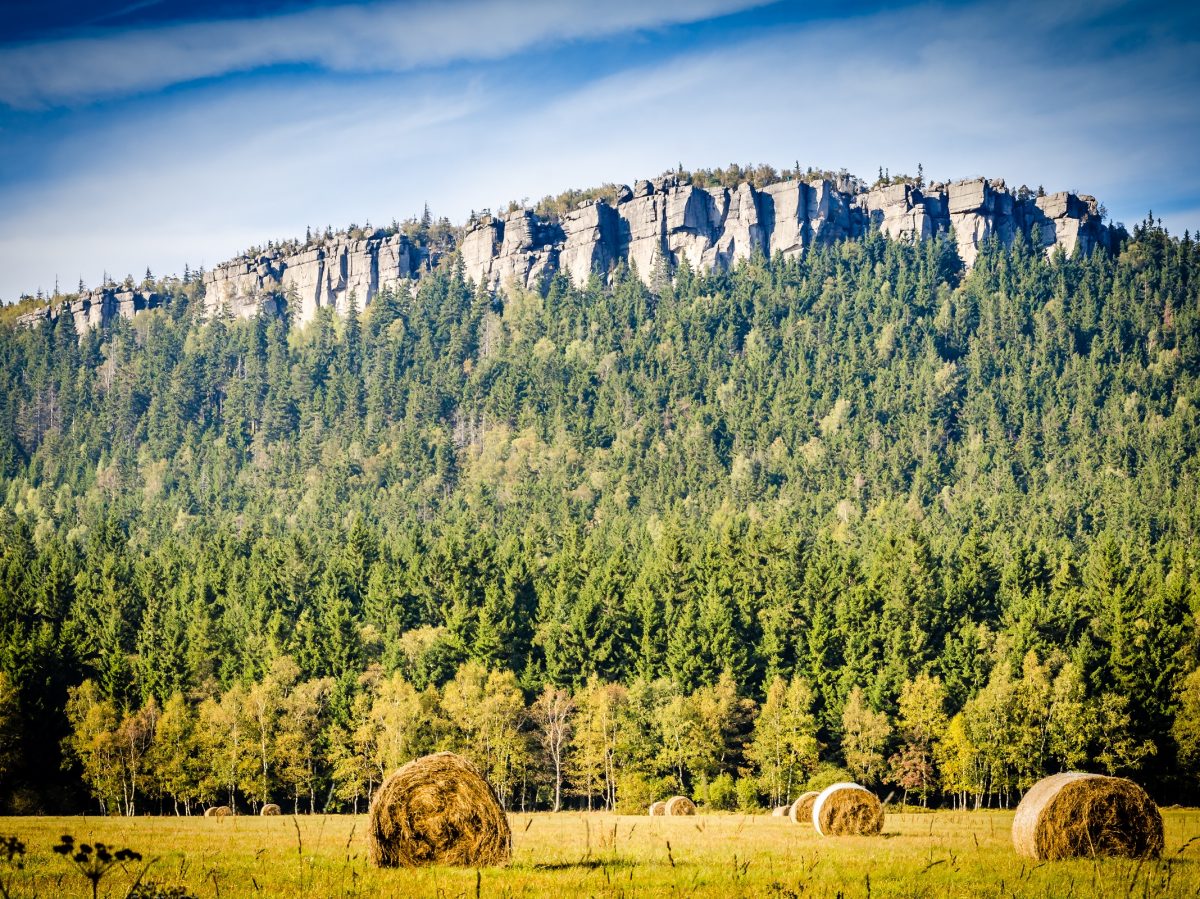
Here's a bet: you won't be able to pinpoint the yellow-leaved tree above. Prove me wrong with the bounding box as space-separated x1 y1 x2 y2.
746 675 819 807
841 686 891 786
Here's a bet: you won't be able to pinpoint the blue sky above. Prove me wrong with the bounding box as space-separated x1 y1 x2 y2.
0 0 1197 301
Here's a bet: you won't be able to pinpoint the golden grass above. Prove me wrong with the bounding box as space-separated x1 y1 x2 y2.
2 808 1199 897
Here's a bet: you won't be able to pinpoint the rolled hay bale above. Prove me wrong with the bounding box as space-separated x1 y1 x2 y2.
368 751 511 868
664 796 697 816
261 804 281 816
789 791 820 824
812 783 883 836
771 805 788 817
1012 772 1163 861
204 805 232 818
648 801 667 816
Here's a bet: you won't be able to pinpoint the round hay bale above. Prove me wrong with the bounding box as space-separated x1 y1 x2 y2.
648 801 666 816
261 804 281 816
812 783 883 836
368 751 511 868
664 796 697 816
789 791 820 824
771 805 788 817
1012 772 1163 861
204 805 232 818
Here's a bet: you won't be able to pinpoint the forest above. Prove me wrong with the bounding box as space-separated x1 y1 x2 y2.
0 219 1197 815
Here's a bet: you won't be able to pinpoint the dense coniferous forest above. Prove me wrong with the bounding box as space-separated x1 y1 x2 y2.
0 220 1198 815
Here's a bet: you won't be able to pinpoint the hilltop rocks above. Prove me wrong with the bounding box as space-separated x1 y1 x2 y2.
18 287 161 332
20 169 1121 334
618 187 669 279
460 210 563 292
203 232 420 324
944 179 1011 267
1033 192 1108 256
759 181 808 255
861 183 936 243
706 182 766 270
197 174 1117 325
560 201 620 286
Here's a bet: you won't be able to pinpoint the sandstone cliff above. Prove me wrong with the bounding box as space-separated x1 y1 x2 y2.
197 174 1115 329
445 174 1113 297
202 231 424 322
18 170 1119 333
17 286 162 332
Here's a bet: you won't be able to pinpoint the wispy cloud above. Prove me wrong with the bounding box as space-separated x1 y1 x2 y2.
507 0 1200 223
0 0 1196 300
0 0 771 107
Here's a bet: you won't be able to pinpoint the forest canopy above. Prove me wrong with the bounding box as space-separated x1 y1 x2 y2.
0 220 1197 814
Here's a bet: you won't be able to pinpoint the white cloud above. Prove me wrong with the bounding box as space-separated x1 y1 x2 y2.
0 0 771 107
0 0 1197 300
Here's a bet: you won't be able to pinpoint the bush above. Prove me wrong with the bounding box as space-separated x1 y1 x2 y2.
615 772 678 815
805 763 855 793
702 773 737 811
736 776 762 811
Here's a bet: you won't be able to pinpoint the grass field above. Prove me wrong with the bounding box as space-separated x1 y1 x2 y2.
1 808 1198 898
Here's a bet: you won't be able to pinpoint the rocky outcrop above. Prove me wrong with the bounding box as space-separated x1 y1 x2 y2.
203 232 421 322
857 178 1113 268
17 287 161 332
459 210 563 292
455 174 1116 297
560 201 620 286
1032 192 1108 257
18 169 1121 333
202 175 1119 325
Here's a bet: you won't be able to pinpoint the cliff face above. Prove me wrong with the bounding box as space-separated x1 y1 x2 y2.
17 286 162 332
197 174 1114 328
202 232 424 322
19 171 1117 333
454 173 1114 296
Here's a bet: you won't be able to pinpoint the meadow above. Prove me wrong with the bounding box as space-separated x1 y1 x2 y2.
1 808 1198 898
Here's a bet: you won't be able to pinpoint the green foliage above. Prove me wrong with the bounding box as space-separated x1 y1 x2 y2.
0 221 1197 811
701 772 738 810
735 775 762 812
805 763 856 793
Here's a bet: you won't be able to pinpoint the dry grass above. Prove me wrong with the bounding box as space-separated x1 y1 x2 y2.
2 808 1200 897
789 791 819 825
813 784 884 836
368 751 511 867
1012 772 1164 860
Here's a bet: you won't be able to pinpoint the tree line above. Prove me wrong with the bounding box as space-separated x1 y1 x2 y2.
61 648 1177 816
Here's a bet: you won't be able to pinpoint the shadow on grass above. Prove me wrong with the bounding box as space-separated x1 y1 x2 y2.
528 857 638 871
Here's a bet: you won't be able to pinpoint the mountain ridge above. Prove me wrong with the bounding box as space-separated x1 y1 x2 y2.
16 169 1120 333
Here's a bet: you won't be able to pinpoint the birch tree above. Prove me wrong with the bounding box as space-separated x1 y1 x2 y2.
531 685 574 811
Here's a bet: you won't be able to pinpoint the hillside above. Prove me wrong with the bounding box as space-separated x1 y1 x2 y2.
0 208 1196 815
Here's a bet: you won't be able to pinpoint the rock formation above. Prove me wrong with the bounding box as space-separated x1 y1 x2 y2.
203 232 422 322
17 286 162 332
449 174 1114 299
17 170 1119 332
